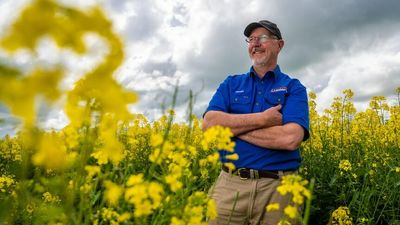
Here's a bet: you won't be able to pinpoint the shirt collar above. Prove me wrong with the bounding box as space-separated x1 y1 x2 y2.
249 65 281 81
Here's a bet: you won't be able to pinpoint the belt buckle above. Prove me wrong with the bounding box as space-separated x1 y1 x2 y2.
237 168 249 180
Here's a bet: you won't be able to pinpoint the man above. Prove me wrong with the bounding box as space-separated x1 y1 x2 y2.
202 20 310 225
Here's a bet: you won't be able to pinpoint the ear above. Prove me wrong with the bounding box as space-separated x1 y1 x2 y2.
278 40 285 50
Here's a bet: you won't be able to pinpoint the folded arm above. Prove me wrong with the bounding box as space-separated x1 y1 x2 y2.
202 105 282 136
237 122 305 151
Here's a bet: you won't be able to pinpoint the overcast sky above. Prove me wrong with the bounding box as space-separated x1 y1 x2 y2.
1 0 400 137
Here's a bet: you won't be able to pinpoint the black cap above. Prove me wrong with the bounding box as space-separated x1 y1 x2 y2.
244 20 282 39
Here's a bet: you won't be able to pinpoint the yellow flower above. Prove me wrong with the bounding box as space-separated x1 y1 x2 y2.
201 126 235 152
276 175 311 206
26 204 34 214
124 180 164 217
331 206 353 225
170 217 185 225
284 205 298 219
278 220 291 225
85 165 101 178
42 192 61 204
223 162 236 171
165 174 183 192
32 133 69 170
207 199 217 220
207 152 220 165
104 180 123 206
339 160 352 172
117 212 131 222
127 174 144 186
0 176 15 193
101 207 119 221
225 153 239 161
150 133 164 147
266 203 280 212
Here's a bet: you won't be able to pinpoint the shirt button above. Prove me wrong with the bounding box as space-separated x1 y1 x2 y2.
258 91 262 95
278 98 281 102
255 102 259 106
235 98 238 101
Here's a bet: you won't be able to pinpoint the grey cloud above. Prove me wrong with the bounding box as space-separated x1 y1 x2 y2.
103 0 128 12
170 16 186 27
122 2 163 41
170 3 188 27
265 0 400 74
142 57 177 77
0 104 20 137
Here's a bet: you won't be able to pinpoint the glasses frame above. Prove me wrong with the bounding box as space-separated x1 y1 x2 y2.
245 34 278 44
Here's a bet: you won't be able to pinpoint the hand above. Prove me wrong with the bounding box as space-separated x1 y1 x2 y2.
261 104 282 127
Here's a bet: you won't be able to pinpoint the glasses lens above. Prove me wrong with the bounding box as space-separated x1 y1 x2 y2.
259 35 269 42
246 35 274 44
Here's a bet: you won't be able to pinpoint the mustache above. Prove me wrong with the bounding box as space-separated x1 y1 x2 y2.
252 47 264 53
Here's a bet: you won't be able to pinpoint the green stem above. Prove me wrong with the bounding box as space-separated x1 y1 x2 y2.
302 178 315 225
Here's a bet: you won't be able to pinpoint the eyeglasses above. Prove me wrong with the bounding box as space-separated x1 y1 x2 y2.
245 34 278 44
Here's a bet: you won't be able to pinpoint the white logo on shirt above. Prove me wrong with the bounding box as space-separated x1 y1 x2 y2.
271 87 287 92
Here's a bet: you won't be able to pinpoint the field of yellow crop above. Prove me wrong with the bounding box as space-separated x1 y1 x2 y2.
1 1 399 225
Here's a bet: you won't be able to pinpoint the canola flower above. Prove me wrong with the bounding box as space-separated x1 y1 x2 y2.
267 174 312 223
32 132 76 170
42 191 61 204
1 0 399 224
329 206 353 225
124 174 164 218
171 191 216 225
104 180 124 206
0 176 15 193
338 160 352 172
266 203 280 212
201 125 235 152
0 136 22 162
277 175 311 205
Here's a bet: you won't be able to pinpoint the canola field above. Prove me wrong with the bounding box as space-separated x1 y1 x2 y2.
1 1 399 224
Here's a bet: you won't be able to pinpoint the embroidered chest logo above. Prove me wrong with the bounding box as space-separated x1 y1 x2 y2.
270 87 287 93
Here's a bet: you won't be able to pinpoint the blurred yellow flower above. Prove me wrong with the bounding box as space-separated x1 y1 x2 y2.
207 199 217 220
125 178 164 217
165 174 183 192
85 165 101 178
127 174 144 186
284 205 298 219
32 133 69 170
104 180 123 206
225 153 239 161
223 162 236 171
201 126 235 152
42 191 61 204
171 217 185 225
266 203 280 212
276 174 310 205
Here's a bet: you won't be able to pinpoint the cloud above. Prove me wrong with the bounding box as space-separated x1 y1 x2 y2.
1 0 400 136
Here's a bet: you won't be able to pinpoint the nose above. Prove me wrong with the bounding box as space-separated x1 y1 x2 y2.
249 39 261 47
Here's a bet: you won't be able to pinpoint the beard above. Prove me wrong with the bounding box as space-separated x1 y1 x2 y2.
251 55 269 66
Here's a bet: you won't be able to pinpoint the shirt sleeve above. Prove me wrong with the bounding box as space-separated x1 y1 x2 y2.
282 79 310 141
203 77 231 116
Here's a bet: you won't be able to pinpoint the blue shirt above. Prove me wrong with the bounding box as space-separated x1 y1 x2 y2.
205 65 310 171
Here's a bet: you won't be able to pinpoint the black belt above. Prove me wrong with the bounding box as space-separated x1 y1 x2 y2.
222 166 280 179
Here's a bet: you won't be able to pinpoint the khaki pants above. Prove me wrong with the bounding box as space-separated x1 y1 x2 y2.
208 170 301 225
